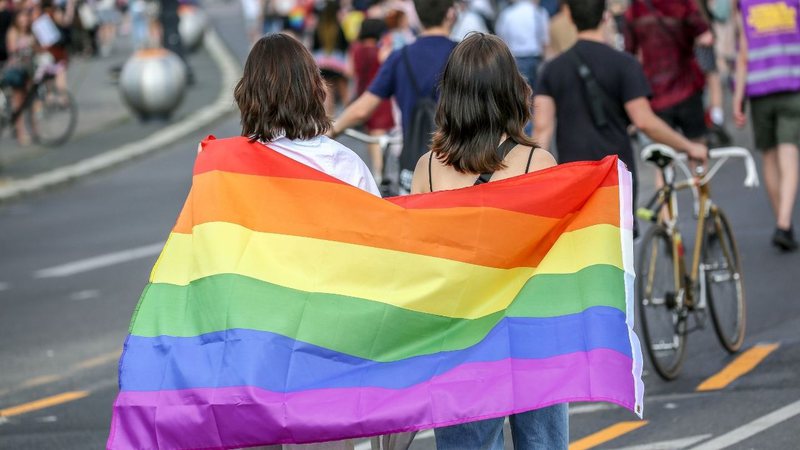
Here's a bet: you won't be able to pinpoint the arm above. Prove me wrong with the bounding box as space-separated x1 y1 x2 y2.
533 94 556 151
732 8 748 129
625 97 708 161
329 91 383 137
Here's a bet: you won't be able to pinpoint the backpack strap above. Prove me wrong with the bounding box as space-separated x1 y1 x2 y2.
475 138 518 185
568 48 628 129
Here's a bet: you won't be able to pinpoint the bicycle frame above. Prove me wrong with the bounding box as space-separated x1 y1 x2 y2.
641 144 758 314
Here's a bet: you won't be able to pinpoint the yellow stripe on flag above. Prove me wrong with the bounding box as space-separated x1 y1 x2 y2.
151 222 623 319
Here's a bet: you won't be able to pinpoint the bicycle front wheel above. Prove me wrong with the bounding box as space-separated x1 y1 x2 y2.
637 224 687 380
26 83 78 147
704 208 746 353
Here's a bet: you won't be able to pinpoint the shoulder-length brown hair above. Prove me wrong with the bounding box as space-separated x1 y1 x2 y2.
431 33 538 173
234 33 331 142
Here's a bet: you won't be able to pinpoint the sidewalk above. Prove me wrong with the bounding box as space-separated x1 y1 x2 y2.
0 27 232 184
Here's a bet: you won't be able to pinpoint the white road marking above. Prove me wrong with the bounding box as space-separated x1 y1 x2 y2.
570 403 616 415
610 434 711 450
35 415 58 423
689 399 800 450
69 290 100 301
34 243 164 278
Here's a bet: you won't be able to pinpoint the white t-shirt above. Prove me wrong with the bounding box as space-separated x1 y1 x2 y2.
496 0 550 57
261 136 381 197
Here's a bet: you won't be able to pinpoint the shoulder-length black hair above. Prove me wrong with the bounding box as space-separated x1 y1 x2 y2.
234 33 331 142
431 33 538 173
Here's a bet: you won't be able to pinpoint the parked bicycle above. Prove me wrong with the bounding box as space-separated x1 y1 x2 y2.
636 144 759 380
0 54 78 147
343 128 403 197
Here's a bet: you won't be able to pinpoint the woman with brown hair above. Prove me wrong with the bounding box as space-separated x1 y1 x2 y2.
233 32 377 198
234 33 377 450
410 32 568 450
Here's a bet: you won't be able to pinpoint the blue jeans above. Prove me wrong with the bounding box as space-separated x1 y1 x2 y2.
515 55 542 90
515 55 542 135
434 404 568 450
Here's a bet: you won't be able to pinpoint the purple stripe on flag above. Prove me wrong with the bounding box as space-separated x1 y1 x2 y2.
108 349 635 449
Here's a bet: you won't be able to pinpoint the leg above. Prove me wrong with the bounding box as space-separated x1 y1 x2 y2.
509 404 569 450
434 416 505 450
368 129 386 180
11 88 30 146
762 149 781 219
775 143 799 230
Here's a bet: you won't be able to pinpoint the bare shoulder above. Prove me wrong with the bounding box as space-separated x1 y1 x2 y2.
530 147 557 172
410 151 433 194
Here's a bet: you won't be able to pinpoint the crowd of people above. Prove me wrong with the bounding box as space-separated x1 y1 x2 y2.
240 0 797 252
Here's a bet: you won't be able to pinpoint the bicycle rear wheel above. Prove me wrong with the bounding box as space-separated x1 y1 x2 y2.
26 82 78 147
637 224 687 380
704 208 746 353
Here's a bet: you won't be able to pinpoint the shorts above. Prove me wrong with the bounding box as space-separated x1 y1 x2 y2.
655 92 707 140
751 91 800 151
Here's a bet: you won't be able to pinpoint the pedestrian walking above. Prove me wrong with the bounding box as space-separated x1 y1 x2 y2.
312 0 350 116
533 0 707 216
330 0 457 194
624 0 714 144
410 32 565 450
733 0 800 251
450 0 491 42
495 0 549 89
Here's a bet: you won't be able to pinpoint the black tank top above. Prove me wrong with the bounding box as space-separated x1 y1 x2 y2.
428 138 536 192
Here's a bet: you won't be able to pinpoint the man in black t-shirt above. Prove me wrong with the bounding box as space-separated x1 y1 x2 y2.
533 0 707 204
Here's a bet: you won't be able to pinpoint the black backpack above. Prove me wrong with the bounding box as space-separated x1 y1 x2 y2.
399 48 438 195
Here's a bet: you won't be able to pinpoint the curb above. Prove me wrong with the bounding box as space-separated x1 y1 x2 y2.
0 28 240 202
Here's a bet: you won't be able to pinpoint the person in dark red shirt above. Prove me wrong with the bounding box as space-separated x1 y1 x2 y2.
625 0 714 141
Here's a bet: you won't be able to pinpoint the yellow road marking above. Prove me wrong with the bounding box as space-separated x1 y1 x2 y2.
18 374 62 389
0 350 120 398
73 351 121 370
569 421 649 450
0 391 89 417
697 343 780 391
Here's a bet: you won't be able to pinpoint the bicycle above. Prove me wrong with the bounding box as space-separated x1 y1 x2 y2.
636 144 759 380
0 54 78 147
342 128 403 197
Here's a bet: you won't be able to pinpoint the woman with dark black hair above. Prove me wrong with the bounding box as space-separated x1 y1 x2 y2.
410 32 568 450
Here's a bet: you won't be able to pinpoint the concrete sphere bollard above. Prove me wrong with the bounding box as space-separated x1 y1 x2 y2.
178 5 208 53
119 48 188 120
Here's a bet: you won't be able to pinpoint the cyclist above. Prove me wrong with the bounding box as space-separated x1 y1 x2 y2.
330 0 457 194
3 5 35 146
534 0 707 225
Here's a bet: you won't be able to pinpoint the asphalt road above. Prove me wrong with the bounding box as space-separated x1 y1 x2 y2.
1 3 799 449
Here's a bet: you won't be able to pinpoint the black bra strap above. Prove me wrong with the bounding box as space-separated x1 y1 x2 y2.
525 147 536 173
475 138 518 185
428 152 434 192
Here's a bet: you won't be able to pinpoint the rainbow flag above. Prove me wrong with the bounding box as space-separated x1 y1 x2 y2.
108 137 643 449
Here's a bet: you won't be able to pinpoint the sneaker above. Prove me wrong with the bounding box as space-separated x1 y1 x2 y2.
772 227 798 252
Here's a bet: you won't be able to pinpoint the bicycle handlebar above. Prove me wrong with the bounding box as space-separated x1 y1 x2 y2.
343 128 403 148
641 144 760 188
